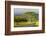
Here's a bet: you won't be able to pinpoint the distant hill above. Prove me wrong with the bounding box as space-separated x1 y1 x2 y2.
23 12 38 16
21 12 38 19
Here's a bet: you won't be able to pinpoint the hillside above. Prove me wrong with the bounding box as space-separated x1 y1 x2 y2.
14 12 39 27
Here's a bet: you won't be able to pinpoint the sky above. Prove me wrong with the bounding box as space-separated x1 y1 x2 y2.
14 8 39 16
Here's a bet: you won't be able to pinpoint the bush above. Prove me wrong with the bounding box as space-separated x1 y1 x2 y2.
14 16 27 22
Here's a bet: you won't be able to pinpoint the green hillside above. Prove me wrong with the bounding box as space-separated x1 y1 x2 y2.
14 12 39 27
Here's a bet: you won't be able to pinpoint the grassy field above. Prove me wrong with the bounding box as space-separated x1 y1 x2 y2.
14 22 32 27
14 21 39 27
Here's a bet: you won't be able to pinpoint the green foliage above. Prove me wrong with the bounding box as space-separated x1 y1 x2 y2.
14 12 39 27
24 12 38 22
14 16 27 22
34 21 39 26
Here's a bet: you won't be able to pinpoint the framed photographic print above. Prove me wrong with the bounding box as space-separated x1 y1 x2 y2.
5 1 45 35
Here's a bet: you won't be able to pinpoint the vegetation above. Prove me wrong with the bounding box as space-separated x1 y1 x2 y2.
14 16 27 22
14 12 39 27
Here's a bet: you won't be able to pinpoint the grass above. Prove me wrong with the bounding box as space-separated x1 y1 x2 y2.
14 21 39 27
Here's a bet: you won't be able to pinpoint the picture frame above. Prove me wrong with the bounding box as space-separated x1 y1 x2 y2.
5 1 45 35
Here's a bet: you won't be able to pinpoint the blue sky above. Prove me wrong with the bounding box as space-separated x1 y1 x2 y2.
14 8 39 16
